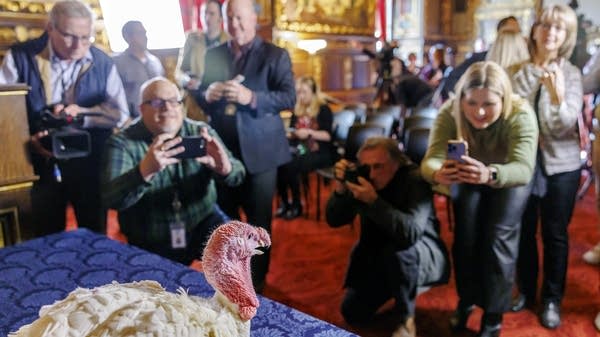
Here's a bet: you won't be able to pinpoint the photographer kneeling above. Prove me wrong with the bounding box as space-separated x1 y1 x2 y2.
326 137 449 337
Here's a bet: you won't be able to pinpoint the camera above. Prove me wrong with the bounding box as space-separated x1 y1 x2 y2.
344 164 370 184
39 108 94 160
363 41 398 80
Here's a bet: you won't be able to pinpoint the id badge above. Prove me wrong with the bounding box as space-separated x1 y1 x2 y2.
170 221 187 249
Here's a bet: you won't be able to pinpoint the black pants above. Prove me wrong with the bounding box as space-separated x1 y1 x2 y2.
517 168 580 304
451 182 531 314
341 246 419 324
277 150 333 207
31 129 111 236
217 168 277 285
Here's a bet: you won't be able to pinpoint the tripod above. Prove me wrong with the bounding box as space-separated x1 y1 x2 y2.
372 71 395 108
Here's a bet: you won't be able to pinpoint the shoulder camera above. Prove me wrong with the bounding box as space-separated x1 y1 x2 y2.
39 108 92 160
344 164 370 184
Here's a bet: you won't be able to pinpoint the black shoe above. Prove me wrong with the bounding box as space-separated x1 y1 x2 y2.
478 313 502 337
540 301 561 329
283 205 302 220
478 324 501 337
511 293 526 312
275 204 289 217
449 303 474 332
511 292 535 312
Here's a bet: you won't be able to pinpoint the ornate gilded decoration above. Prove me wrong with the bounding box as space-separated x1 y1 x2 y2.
274 0 376 35
0 0 109 56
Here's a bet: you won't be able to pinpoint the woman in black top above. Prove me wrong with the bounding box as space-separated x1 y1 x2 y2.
276 76 334 219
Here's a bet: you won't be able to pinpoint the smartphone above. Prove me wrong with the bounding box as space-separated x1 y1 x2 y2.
173 136 207 159
447 140 468 162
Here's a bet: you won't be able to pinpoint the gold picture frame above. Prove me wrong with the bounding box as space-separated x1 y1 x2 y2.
274 0 376 36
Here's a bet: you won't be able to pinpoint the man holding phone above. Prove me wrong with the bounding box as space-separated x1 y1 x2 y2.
326 137 449 337
101 77 245 265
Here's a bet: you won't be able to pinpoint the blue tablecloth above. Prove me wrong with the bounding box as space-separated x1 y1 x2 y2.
0 229 357 337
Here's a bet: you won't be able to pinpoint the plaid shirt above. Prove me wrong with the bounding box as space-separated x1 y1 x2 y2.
101 118 245 246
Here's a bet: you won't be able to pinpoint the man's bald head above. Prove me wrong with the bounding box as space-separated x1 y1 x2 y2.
224 0 257 47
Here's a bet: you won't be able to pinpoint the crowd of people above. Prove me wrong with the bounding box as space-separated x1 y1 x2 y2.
2 1 599 337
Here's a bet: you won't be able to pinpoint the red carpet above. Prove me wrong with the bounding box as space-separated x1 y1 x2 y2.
69 173 600 337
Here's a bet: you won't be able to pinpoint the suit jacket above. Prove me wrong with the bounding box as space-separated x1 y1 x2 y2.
197 37 295 174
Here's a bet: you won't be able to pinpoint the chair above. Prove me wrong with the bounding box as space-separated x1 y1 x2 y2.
365 112 395 138
400 115 435 148
376 104 403 121
315 123 386 220
411 105 439 119
331 109 357 149
343 103 367 123
403 127 431 164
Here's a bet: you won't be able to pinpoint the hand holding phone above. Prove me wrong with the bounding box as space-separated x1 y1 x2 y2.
447 140 468 163
173 136 207 159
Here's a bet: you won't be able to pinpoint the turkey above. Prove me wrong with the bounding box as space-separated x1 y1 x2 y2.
9 220 271 337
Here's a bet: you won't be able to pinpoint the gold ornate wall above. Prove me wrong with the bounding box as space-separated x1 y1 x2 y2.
0 0 109 58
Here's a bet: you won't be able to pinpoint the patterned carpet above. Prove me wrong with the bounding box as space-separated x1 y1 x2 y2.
90 173 600 337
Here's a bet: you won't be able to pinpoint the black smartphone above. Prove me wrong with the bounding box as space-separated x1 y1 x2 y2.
173 136 207 159
447 140 468 162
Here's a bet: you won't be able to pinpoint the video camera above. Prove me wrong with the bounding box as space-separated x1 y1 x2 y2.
363 41 398 80
38 108 99 159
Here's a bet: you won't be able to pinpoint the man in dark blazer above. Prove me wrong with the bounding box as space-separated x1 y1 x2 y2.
326 137 449 337
196 0 295 291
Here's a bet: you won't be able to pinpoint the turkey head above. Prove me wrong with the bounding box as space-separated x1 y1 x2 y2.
202 221 271 321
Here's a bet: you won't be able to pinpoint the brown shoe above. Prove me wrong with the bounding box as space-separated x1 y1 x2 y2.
391 316 416 337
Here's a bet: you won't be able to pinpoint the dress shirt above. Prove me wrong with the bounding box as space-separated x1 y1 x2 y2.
113 49 165 117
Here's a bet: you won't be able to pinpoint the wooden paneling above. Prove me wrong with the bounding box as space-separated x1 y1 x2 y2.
0 84 36 245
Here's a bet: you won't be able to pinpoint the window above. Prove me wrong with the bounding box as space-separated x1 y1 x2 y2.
99 0 185 52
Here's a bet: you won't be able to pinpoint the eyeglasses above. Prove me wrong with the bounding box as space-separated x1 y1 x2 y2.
54 26 95 45
143 98 183 109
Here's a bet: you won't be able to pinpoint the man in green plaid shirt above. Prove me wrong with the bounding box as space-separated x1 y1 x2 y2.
102 77 245 264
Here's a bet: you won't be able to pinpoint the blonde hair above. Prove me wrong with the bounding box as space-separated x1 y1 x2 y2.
485 31 529 74
528 4 578 60
294 76 323 119
452 61 513 141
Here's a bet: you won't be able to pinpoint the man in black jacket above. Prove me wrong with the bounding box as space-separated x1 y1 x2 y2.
326 137 449 337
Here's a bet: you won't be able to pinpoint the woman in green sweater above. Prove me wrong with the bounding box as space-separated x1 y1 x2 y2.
420 61 538 337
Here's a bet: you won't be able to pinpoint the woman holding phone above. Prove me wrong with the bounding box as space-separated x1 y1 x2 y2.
420 61 538 337
511 4 582 329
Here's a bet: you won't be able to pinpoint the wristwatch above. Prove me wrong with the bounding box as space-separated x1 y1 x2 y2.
488 167 498 184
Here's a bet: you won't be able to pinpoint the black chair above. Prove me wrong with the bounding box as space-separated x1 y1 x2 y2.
376 104 403 121
365 112 395 138
332 109 357 150
411 105 439 119
403 127 430 164
315 123 386 220
343 103 367 123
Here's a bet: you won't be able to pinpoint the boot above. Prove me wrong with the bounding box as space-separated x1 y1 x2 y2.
449 301 474 332
275 200 290 218
478 312 502 337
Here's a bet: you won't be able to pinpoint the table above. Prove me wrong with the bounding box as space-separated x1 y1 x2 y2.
0 229 357 336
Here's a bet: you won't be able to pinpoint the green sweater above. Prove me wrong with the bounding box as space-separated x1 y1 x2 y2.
420 94 538 192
